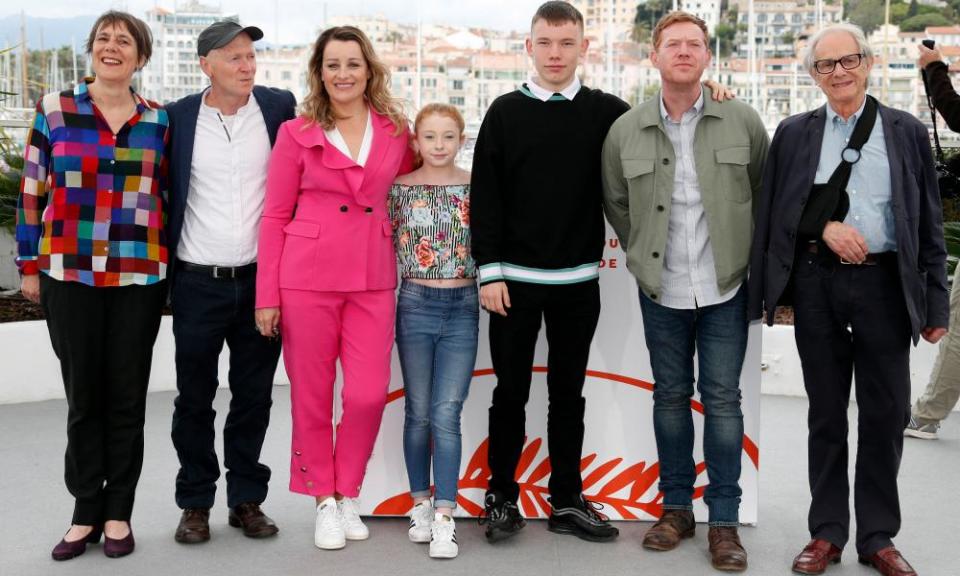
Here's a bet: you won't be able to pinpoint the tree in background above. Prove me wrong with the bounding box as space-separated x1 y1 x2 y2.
900 12 954 30
632 0 670 44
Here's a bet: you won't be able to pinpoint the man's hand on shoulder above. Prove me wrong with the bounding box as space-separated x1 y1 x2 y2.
705 79 736 102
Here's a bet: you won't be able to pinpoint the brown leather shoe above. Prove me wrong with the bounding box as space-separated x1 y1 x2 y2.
228 503 279 539
792 539 843 574
175 508 210 544
858 546 917 576
708 526 748 572
642 509 695 551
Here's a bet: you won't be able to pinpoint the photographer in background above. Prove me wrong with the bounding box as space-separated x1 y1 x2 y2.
920 43 960 131
906 42 960 439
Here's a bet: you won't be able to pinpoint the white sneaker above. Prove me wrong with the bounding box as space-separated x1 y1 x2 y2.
429 513 458 559
338 497 370 540
314 497 345 550
408 501 433 543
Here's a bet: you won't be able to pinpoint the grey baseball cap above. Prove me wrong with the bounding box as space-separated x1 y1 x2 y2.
197 19 264 56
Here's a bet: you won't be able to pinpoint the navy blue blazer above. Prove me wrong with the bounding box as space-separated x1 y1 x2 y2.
747 101 949 343
165 85 297 280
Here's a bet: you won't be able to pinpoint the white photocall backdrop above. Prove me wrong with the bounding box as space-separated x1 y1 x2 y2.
346 228 761 523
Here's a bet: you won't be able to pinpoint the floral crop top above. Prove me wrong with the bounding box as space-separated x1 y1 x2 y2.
389 183 476 279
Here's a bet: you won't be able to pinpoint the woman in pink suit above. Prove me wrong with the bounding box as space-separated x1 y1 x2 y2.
254 26 413 550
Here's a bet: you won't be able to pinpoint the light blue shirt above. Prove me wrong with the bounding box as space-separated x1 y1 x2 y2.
814 96 896 253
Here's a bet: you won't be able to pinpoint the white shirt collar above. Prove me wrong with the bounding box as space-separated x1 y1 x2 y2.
659 88 705 123
201 87 259 118
525 75 582 101
826 95 867 125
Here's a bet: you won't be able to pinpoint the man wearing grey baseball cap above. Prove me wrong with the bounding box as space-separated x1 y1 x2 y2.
165 18 297 544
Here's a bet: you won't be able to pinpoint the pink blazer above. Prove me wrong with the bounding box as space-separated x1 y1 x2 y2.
256 111 414 308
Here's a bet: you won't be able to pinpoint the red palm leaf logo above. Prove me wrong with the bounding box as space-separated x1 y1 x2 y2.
373 368 758 519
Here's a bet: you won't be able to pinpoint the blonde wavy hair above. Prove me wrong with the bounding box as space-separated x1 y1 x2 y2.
302 26 407 136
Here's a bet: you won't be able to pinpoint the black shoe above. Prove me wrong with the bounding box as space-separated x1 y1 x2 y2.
479 491 525 542
548 495 619 542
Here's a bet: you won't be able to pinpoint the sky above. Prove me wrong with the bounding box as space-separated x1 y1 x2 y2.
2 0 549 44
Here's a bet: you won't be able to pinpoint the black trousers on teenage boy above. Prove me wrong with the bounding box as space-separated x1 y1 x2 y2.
791 250 912 556
486 279 600 509
170 263 281 510
39 274 166 525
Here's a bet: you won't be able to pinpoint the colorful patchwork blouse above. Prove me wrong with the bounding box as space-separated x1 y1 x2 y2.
16 79 169 287
389 184 476 279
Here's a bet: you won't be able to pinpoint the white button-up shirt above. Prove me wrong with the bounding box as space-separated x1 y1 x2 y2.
659 90 740 310
177 90 271 267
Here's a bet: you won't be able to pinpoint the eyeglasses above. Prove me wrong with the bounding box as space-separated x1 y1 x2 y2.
813 53 864 74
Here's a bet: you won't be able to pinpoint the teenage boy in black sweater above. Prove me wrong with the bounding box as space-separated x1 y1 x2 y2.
471 2 627 544
472 0 732 545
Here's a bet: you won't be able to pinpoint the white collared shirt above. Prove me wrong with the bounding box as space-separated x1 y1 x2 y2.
525 75 582 101
324 108 373 166
658 90 740 310
178 90 272 267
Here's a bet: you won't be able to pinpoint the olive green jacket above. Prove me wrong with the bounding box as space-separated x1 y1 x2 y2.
601 87 770 302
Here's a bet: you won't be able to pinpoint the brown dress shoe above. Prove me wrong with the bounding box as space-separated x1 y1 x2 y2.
642 509 695 551
858 546 917 576
708 526 748 572
228 503 279 539
792 539 842 574
175 508 211 544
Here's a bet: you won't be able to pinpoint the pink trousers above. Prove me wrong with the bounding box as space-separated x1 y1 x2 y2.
280 288 395 497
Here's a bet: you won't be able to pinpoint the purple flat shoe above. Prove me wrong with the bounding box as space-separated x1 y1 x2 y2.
51 526 102 561
104 526 135 558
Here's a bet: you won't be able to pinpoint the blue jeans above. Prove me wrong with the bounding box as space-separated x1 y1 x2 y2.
396 280 479 509
639 286 747 526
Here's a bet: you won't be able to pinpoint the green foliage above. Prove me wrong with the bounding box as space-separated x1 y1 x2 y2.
715 22 739 57
890 2 910 22
632 0 671 44
900 12 953 31
943 222 960 274
846 0 885 34
0 136 20 232
907 0 919 18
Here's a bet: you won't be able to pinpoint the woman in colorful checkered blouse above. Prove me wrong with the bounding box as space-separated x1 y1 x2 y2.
15 11 169 561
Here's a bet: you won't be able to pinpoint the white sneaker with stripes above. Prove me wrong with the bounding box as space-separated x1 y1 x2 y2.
429 513 458 559
408 502 433 543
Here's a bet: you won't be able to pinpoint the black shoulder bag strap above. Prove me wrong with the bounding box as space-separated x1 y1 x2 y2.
797 95 878 239
921 66 946 165
826 94 878 202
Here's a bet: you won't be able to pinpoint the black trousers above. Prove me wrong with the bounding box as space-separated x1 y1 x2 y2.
792 252 912 555
170 266 281 509
486 279 600 509
39 274 165 524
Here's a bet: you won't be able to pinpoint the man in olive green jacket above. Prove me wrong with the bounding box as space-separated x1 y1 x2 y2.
600 11 768 573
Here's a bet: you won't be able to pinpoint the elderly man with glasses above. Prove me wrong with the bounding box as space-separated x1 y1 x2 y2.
748 23 948 576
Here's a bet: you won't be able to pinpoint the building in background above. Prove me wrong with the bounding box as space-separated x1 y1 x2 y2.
141 1 227 102
569 0 636 42
255 45 309 101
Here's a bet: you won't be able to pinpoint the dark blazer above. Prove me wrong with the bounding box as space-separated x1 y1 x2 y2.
165 85 297 281
747 101 949 343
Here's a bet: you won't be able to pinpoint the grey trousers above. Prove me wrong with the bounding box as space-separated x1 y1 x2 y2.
914 271 960 424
